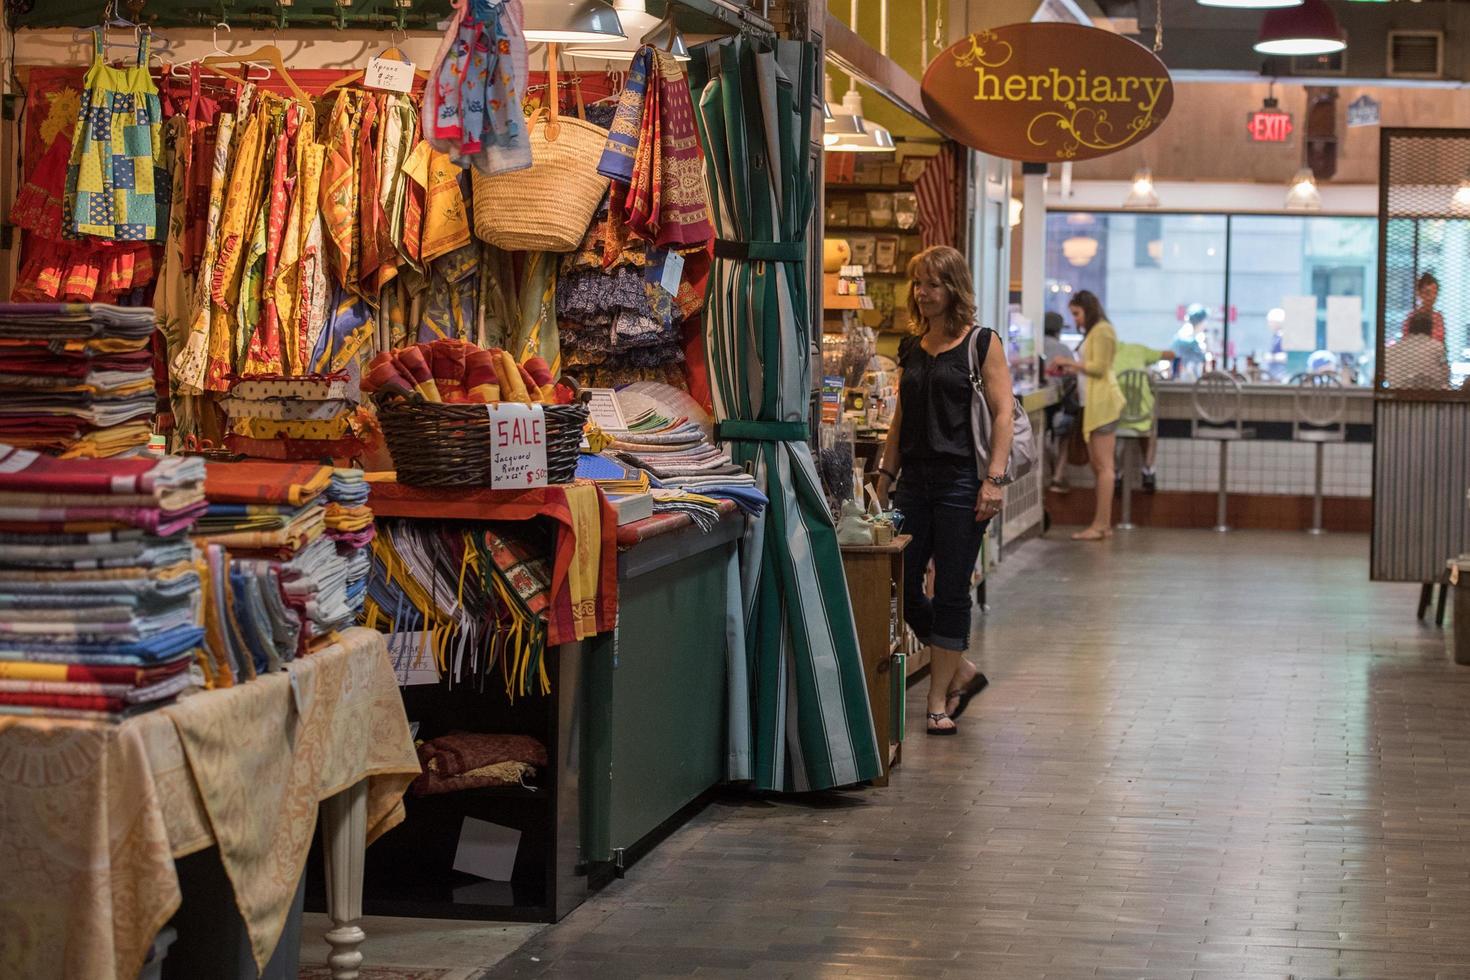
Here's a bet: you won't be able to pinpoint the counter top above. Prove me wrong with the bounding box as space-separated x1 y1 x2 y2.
1154 380 1375 398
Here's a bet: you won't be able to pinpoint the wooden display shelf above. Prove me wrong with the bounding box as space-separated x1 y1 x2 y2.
840 534 911 786
825 182 918 192
824 224 921 235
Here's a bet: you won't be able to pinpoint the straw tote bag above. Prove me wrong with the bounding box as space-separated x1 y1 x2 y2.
472 55 609 252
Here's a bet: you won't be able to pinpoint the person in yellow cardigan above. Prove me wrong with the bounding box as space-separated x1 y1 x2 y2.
1055 290 1123 541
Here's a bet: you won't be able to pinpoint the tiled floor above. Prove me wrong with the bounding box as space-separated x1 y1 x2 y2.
372 529 1470 979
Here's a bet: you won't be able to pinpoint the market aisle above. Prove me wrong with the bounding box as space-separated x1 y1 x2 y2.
475 530 1466 979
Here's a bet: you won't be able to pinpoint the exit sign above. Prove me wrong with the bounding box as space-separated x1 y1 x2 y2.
1247 109 1295 144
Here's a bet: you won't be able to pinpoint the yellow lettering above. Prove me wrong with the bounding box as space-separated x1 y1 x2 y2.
1004 75 1028 100
1050 67 1074 103
1138 77 1168 113
1030 73 1047 101
973 67 1002 101
1091 77 1115 102
1116 77 1137 102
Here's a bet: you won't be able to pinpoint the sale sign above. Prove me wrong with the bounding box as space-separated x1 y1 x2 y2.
486 404 549 488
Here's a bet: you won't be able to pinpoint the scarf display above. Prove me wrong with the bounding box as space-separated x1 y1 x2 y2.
423 0 531 176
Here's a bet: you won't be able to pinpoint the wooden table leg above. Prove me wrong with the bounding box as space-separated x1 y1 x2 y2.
321 780 368 980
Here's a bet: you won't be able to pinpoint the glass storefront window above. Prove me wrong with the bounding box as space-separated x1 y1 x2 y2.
1044 211 1379 384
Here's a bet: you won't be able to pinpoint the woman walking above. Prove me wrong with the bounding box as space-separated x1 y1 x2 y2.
874 246 1015 736
1057 290 1123 541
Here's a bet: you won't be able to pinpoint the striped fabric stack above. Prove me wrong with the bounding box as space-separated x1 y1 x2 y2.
191 461 361 685
606 408 768 520
0 446 206 721
0 303 159 458
324 469 375 618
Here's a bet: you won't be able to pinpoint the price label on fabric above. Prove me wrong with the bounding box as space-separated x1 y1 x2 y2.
365 56 416 93
487 403 549 488
658 250 685 296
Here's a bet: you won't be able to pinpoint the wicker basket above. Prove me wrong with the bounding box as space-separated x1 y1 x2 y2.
471 54 610 253
376 390 589 488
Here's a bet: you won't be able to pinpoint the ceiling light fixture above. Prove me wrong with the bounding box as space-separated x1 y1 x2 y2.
1198 0 1300 9
1452 177 1470 214
1285 167 1322 210
564 0 689 61
1254 0 1346 56
825 87 896 153
1123 167 1160 209
523 0 626 43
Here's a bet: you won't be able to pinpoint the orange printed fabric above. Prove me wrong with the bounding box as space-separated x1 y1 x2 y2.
320 91 362 299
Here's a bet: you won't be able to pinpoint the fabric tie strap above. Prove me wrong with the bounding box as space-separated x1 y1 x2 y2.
713 239 805 263
716 420 808 442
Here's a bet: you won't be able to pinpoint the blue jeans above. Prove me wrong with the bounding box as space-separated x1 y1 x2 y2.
895 457 989 652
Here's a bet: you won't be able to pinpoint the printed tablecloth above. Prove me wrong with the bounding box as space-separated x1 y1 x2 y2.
0 626 419 980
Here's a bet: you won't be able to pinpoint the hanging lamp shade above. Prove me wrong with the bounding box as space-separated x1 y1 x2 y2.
1198 0 1300 9
1254 0 1345 56
1123 167 1159 208
564 0 689 60
1285 167 1322 210
523 0 626 43
825 88 895 153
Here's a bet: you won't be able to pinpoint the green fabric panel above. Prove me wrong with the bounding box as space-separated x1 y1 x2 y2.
716 420 807 442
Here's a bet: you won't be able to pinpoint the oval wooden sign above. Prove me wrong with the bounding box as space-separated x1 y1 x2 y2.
921 23 1174 163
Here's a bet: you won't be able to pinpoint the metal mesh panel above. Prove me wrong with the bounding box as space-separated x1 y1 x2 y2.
1378 130 1470 393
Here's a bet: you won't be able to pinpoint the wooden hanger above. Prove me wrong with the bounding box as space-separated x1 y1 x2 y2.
202 44 308 100
322 46 429 95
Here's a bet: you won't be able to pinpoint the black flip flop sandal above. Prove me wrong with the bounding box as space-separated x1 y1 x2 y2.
926 711 958 736
946 673 989 722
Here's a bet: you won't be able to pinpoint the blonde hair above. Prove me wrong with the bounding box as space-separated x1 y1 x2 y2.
906 245 976 337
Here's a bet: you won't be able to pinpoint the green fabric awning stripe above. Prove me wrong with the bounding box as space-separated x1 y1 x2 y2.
715 420 807 442
690 37 882 793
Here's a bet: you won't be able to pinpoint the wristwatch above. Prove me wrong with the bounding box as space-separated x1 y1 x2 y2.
986 473 1012 487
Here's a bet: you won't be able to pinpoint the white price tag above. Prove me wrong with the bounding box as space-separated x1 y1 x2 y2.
365 56 415 93
486 403 549 488
659 250 685 296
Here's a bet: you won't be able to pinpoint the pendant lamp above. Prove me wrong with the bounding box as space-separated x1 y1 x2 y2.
523 0 626 43
1285 168 1322 210
1254 0 1345 56
826 88 896 153
1198 0 1299 9
822 74 863 146
564 0 689 61
1452 177 1470 214
1123 167 1159 209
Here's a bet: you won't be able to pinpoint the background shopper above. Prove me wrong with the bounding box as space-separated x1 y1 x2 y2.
1402 272 1446 342
874 246 1014 736
1057 290 1123 541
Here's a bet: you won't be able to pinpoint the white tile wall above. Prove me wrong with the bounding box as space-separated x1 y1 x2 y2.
1062 438 1372 498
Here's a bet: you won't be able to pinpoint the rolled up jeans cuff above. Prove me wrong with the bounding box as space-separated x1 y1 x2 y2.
928 632 968 653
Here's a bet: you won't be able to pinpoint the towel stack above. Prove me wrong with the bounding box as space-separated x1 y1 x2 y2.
220 375 365 461
607 408 768 519
0 303 159 457
0 446 206 721
324 469 375 617
192 461 360 682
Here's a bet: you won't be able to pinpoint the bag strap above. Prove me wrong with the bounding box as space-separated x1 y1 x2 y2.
544 43 564 141
969 326 993 390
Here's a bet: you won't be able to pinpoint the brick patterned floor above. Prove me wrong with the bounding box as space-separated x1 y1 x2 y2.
473 529 1470 979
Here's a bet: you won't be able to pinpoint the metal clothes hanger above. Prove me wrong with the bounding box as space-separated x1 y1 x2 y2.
321 26 430 95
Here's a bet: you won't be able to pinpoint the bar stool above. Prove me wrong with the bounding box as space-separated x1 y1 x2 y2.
1192 371 1253 533
1292 374 1347 535
1114 369 1156 531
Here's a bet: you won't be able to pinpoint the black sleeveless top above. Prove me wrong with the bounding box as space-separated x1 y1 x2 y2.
897 330 976 465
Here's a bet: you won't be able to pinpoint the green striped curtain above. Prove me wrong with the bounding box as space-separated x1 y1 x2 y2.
690 38 882 792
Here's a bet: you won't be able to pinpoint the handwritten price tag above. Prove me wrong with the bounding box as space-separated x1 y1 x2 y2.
365 56 415 93
487 403 549 488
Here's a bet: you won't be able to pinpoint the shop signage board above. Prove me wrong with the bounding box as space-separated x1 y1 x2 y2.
920 23 1174 163
1246 109 1294 143
486 404 548 488
1347 95 1381 128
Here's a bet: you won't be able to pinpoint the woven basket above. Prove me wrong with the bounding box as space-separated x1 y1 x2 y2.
376 389 589 488
471 53 610 253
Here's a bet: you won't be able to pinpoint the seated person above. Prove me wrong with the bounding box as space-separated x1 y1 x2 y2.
1384 312 1450 389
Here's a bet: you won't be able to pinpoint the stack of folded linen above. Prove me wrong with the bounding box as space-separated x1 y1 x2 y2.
220 374 366 461
194 461 357 680
0 445 206 720
323 469 375 617
0 303 159 458
606 408 768 519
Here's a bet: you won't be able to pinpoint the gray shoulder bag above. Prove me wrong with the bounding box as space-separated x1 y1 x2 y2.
969 327 1037 483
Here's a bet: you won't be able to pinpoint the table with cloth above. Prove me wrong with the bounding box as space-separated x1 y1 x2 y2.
0 626 420 980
